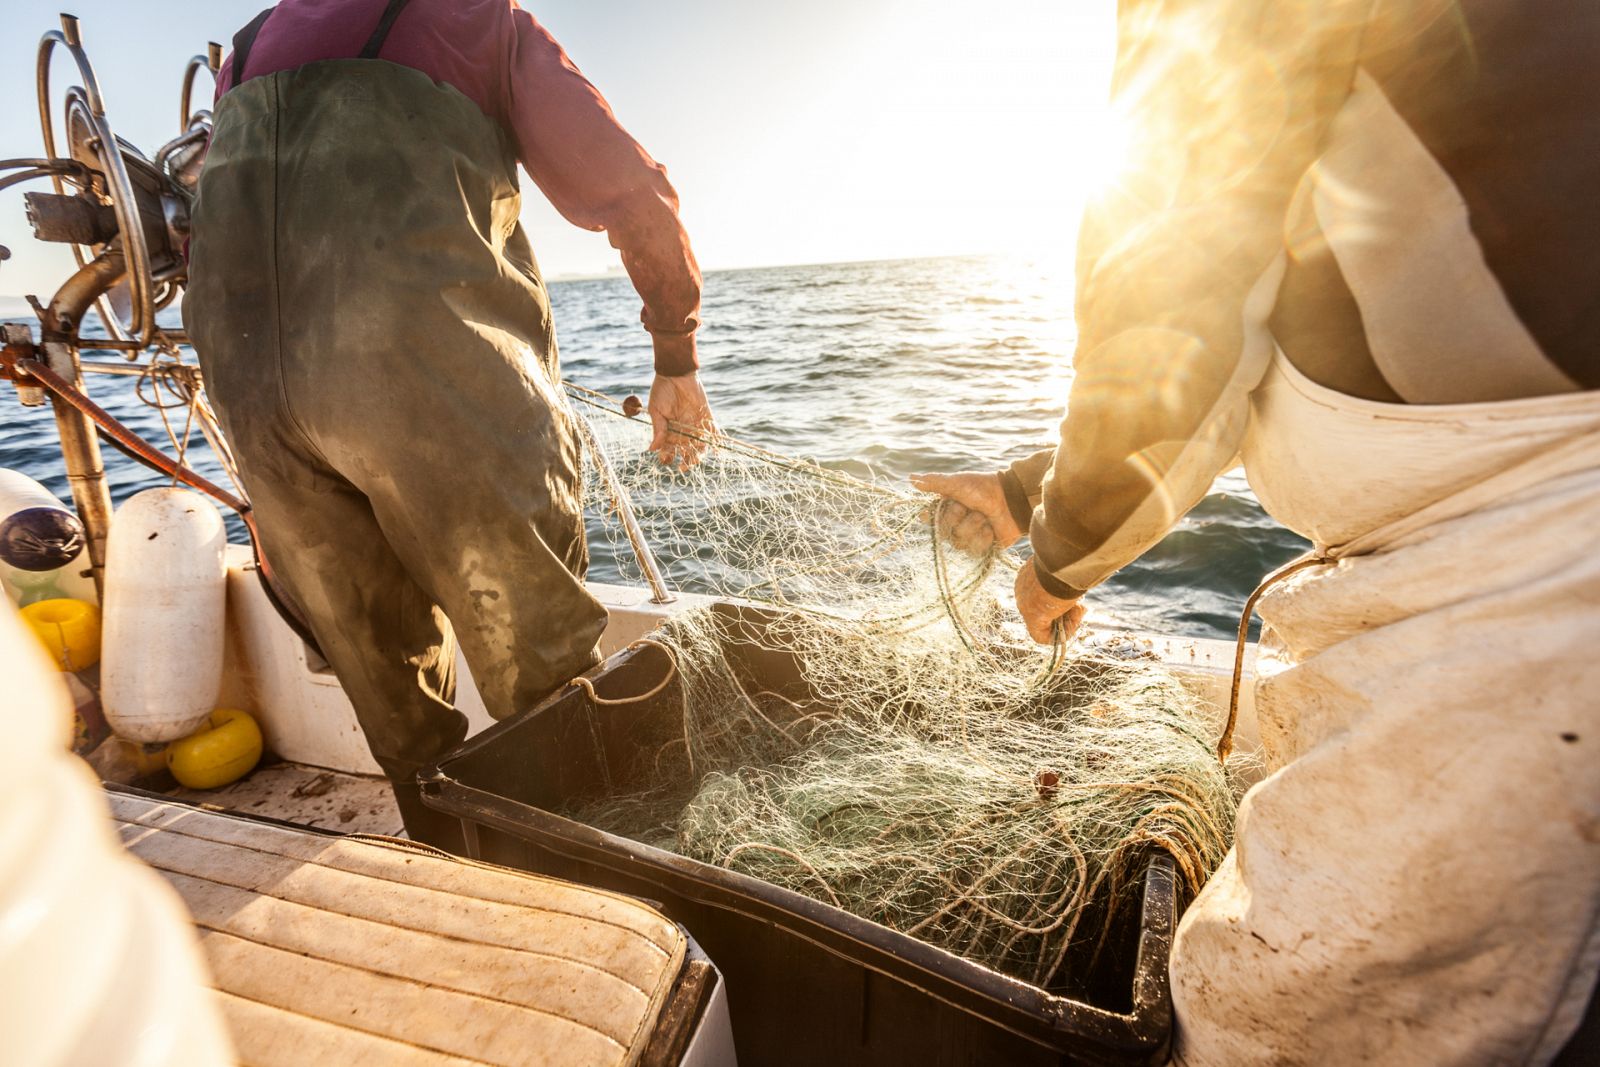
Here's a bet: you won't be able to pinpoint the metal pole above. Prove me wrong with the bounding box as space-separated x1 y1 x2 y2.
39 251 124 599
571 412 676 605
611 474 677 606
41 340 112 599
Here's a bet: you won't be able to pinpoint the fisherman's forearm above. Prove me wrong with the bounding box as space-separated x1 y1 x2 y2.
999 448 1054 534
608 200 703 375
1013 0 1363 597
1022 238 1295 598
508 10 703 375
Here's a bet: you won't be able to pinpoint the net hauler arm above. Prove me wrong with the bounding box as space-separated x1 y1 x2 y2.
1023 0 1367 599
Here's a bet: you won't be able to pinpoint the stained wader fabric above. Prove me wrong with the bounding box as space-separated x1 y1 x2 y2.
183 59 607 840
1170 349 1600 1065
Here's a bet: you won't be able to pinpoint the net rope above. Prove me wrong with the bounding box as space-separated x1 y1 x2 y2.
565 384 1238 987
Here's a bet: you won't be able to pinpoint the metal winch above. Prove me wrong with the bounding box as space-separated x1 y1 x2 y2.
4 14 218 348
0 14 222 593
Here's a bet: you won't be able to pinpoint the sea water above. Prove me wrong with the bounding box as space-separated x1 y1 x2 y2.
0 254 1306 640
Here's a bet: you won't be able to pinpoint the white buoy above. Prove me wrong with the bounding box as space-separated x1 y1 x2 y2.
0 469 94 606
101 488 227 743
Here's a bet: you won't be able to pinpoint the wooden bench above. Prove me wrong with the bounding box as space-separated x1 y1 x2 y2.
110 790 715 1067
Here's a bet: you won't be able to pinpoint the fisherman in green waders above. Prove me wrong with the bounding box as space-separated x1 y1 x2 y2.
184 0 715 849
919 0 1599 1062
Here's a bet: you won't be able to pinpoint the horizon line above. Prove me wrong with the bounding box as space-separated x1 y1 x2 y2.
0 249 1059 302
546 248 1043 283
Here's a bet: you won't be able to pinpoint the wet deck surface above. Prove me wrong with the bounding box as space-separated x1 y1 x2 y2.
168 762 404 837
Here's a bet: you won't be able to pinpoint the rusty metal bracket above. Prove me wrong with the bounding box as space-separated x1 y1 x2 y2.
0 324 47 406
4 349 248 514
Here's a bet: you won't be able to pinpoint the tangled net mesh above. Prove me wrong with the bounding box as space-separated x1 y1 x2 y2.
565 386 1237 988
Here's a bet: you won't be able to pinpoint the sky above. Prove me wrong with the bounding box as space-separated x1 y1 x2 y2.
0 0 1119 297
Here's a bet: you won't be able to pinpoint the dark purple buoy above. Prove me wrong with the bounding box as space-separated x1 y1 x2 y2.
0 506 85 571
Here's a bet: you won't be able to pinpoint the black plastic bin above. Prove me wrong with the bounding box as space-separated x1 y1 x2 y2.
422 602 1180 1066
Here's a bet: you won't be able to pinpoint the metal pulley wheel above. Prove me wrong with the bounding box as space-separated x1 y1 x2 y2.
179 44 222 135
35 16 214 348
36 15 156 346
165 45 221 196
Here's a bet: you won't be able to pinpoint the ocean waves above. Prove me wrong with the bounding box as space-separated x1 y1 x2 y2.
0 254 1306 641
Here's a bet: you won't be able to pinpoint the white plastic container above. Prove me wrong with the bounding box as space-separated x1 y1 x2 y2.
101 488 227 743
0 599 233 1067
0 468 95 606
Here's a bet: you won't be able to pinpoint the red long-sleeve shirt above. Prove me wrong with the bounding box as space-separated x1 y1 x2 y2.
217 0 701 375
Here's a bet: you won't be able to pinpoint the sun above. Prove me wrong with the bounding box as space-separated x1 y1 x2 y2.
1070 104 1134 203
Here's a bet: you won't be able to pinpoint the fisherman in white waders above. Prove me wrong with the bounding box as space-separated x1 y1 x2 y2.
916 1 1600 1062
184 0 716 850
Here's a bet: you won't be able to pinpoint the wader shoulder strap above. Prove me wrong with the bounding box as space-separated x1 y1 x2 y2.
232 0 412 87
230 6 275 86
359 0 417 59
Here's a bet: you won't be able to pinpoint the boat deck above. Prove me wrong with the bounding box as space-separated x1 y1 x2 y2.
167 761 404 837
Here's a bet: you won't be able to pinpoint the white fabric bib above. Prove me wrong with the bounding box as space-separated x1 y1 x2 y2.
1170 350 1600 1065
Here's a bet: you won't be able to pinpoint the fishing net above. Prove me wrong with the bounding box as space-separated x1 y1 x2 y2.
564 385 1237 987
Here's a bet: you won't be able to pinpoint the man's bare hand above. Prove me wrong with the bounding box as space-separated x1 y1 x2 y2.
647 372 717 469
1015 562 1087 645
909 471 1024 554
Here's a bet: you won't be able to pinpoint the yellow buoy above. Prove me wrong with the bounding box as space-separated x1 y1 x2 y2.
20 598 101 671
96 736 171 778
167 708 263 790
130 740 172 778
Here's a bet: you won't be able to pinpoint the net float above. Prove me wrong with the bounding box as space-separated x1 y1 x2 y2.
0 469 95 607
0 468 85 572
19 597 101 671
167 709 263 790
101 488 227 743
